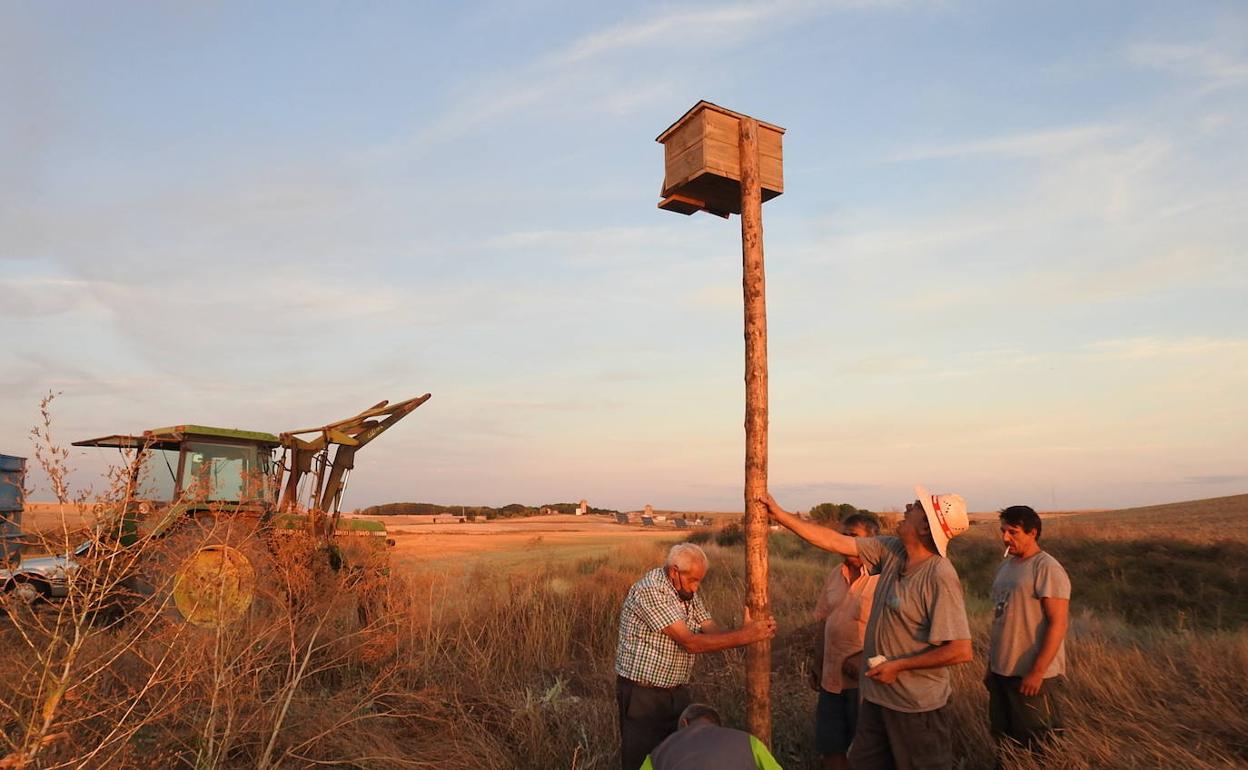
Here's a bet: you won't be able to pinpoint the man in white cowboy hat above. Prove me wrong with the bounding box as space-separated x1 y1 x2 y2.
762 487 973 770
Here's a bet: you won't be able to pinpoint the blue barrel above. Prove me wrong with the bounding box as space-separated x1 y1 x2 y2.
1 454 24 562
0 454 25 511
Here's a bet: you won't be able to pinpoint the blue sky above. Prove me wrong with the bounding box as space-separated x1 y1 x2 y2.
2 1 1245 513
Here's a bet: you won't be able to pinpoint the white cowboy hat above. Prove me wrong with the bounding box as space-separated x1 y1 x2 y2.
915 485 969 558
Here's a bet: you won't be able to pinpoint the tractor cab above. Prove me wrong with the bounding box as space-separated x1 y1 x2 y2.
74 425 283 541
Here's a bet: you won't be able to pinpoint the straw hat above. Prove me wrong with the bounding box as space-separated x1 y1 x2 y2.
915 485 968 557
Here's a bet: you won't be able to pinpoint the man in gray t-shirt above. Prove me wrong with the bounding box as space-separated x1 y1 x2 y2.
986 505 1071 749
764 487 973 770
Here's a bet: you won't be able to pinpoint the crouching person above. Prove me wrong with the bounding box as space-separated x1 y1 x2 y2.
640 703 783 770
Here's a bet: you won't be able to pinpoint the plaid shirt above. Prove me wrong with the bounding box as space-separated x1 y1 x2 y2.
615 567 713 687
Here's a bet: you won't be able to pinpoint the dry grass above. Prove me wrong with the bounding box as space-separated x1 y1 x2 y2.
4 399 1244 767
4 497 1247 768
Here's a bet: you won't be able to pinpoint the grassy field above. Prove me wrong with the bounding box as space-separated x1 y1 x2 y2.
2 494 1245 768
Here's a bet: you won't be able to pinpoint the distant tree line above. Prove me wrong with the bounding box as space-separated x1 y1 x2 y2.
808 502 875 524
358 502 620 520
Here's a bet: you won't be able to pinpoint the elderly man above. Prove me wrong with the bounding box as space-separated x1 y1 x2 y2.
811 513 881 770
987 505 1071 749
763 488 973 770
615 543 777 770
639 703 783 770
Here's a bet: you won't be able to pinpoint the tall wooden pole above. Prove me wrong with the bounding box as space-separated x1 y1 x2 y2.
739 116 772 745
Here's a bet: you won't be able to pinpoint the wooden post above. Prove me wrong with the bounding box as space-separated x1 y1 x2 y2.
739 116 771 746
655 101 783 747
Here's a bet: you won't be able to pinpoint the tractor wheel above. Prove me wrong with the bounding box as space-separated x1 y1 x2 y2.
127 515 278 629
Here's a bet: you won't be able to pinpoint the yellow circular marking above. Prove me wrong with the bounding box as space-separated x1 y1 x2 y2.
172 545 256 627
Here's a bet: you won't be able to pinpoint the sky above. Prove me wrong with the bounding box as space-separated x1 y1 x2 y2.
1 0 1245 514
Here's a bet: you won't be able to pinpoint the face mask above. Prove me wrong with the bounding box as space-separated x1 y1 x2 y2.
672 571 695 601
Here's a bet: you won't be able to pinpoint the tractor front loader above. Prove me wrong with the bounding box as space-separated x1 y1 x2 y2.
71 394 430 627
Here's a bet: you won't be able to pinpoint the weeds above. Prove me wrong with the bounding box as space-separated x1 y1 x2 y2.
4 401 1245 768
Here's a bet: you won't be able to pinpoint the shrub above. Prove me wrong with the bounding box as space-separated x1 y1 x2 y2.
809 502 873 524
715 522 745 547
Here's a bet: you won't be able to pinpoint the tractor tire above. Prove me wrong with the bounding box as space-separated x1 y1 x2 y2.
125 514 279 629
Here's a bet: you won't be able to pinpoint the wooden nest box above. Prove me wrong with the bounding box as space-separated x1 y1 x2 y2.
656 101 784 218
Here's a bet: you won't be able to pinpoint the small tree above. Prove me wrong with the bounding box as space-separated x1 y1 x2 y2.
809 502 872 524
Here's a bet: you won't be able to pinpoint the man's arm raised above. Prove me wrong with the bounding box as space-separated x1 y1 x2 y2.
760 493 860 557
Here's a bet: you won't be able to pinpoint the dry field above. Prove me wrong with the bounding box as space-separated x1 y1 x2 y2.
4 494 1245 769
351 513 690 571
16 502 94 534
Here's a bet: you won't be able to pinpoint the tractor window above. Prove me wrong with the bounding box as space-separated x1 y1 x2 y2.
181 442 270 503
135 449 180 501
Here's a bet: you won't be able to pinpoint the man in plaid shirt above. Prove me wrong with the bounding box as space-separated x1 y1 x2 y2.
615 543 777 770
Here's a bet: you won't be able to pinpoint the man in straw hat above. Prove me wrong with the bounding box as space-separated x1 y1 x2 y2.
762 487 973 770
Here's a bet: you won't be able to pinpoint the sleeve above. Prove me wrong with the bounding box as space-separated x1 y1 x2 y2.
1034 556 1072 600
926 562 972 644
854 536 897 575
750 735 784 770
634 581 685 632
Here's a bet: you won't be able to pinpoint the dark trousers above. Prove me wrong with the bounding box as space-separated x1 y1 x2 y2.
847 699 953 770
616 675 691 770
986 673 1064 749
815 687 860 756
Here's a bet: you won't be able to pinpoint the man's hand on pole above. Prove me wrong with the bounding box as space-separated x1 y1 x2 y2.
741 605 778 644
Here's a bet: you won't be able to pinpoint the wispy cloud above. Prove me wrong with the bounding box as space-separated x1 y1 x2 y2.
396 0 919 150
1128 42 1248 92
0 277 100 317
888 124 1121 162
1082 336 1248 361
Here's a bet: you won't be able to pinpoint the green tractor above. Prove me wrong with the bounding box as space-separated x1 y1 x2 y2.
71 395 430 626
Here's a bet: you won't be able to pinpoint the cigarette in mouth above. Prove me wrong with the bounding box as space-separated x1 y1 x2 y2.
1003 547 1011 559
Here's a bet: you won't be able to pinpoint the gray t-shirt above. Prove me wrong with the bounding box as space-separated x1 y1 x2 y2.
989 550 1071 678
856 536 972 713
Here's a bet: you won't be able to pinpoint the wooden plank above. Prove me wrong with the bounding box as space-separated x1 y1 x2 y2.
663 142 706 192
657 99 785 142
703 111 783 160
760 156 783 193
759 127 783 159
661 110 707 157
702 137 742 178
658 194 702 215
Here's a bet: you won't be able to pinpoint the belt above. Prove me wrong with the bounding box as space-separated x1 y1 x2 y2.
618 674 685 692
